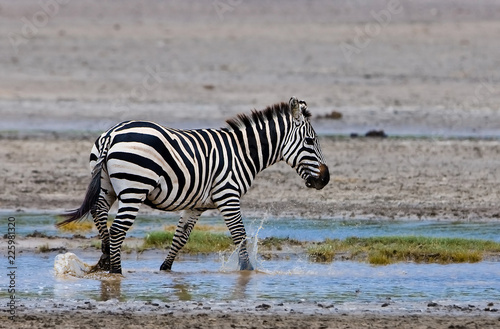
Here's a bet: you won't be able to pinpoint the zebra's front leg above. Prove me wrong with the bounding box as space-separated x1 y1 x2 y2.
160 210 202 271
236 239 253 271
218 200 254 271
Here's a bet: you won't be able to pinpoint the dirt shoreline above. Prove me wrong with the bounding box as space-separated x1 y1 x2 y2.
2 135 499 221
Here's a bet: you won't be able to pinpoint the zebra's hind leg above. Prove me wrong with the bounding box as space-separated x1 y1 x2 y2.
160 210 203 271
109 198 143 274
90 193 116 272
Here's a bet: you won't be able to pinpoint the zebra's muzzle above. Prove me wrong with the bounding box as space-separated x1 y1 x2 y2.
305 163 330 190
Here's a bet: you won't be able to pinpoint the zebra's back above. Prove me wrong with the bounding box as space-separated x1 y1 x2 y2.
93 120 233 211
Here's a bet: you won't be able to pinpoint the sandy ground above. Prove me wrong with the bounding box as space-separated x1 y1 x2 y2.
2 0 500 328
0 0 500 136
1 136 499 221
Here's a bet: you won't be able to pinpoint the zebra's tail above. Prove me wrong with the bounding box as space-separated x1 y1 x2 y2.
56 160 103 227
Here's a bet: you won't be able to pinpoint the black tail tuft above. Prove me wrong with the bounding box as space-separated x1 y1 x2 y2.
57 162 103 227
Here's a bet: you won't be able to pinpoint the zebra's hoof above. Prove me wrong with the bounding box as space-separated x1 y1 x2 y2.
238 259 254 271
109 268 122 274
96 254 110 271
159 262 172 271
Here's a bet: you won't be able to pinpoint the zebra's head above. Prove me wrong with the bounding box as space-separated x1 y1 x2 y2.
282 97 330 190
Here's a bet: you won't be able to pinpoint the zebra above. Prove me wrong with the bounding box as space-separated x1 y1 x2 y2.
58 97 329 274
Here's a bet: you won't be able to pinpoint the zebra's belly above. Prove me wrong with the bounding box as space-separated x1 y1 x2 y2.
146 176 215 211
146 197 216 212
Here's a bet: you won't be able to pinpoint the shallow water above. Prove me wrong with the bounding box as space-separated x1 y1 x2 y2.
3 213 500 306
5 252 500 305
10 213 500 242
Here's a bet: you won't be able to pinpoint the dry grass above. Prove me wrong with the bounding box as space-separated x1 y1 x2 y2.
56 220 94 233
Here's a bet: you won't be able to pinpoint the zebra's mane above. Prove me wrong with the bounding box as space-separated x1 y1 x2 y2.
225 102 312 131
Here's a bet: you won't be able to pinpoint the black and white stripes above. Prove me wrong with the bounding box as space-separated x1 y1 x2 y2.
59 97 329 273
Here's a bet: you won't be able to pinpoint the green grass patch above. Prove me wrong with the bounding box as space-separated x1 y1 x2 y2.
308 236 500 265
143 230 233 253
161 224 226 233
259 237 303 250
90 240 101 250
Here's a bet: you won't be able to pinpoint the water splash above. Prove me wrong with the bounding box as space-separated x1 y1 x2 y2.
54 252 93 277
219 217 267 271
219 215 324 275
54 252 120 280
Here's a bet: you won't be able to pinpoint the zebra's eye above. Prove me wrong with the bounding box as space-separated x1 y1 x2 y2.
305 137 315 145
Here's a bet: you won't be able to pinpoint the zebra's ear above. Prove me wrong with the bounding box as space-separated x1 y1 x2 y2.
289 96 303 122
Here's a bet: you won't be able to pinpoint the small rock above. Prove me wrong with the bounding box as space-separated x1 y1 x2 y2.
428 302 439 307
318 111 342 120
318 303 334 309
27 230 49 238
256 303 271 310
365 130 387 138
484 307 498 312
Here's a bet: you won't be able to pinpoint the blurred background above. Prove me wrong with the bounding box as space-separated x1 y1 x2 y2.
1 0 499 137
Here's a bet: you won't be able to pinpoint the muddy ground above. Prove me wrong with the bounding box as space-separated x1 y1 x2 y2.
4 308 500 329
1 0 500 328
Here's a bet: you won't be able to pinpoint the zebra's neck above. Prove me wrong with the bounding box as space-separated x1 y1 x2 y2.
227 114 290 189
